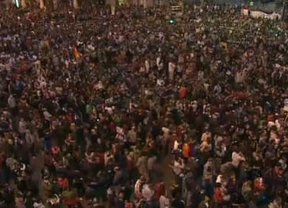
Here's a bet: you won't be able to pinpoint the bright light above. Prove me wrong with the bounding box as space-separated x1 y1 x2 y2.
15 0 20 8
169 19 175 24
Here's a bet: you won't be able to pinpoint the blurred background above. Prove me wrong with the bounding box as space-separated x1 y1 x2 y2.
0 0 283 15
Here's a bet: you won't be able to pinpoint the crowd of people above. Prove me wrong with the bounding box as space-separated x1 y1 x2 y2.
0 2 288 208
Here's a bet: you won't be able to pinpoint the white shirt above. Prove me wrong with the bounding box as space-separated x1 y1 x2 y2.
142 184 154 201
8 95 16 108
284 98 288 112
173 160 184 175
232 152 245 167
134 179 142 196
145 60 150 73
33 202 45 208
147 156 157 170
159 195 170 208
168 62 175 80
162 127 169 139
19 120 27 134
156 57 161 66
173 140 179 151
156 57 163 70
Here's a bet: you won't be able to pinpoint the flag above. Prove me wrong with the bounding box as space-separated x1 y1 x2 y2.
53 0 58 9
73 47 81 59
40 0 45 9
111 5 115 15
21 0 26 8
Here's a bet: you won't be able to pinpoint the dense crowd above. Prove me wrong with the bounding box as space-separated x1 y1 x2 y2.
0 3 288 208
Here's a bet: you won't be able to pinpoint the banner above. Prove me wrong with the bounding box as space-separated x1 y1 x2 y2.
242 8 281 20
73 0 79 9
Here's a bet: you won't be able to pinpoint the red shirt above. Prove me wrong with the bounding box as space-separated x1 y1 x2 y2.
232 91 247 99
109 122 117 133
154 182 165 199
63 195 78 205
94 153 104 164
57 178 69 189
179 87 187 98
267 114 274 122
214 187 223 202
125 202 133 208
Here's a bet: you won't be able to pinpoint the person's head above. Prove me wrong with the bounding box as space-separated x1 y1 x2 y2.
140 175 146 182
114 166 120 172
204 195 210 202
232 146 239 153
207 158 213 164
215 182 221 188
